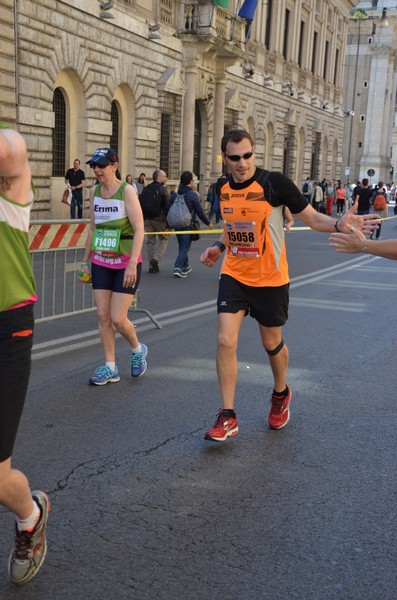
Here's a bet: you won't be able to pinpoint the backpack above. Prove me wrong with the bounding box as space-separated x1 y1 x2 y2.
303 181 310 194
208 183 221 216
139 183 162 218
210 176 228 216
167 192 192 229
373 193 387 211
212 190 221 216
206 183 216 207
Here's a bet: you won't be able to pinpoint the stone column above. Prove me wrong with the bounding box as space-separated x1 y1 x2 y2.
182 64 197 171
360 45 393 182
211 73 226 179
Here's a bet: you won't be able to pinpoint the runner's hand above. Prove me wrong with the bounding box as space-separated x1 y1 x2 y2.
200 247 221 267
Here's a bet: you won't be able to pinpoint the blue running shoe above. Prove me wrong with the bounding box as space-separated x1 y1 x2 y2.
181 266 192 275
89 365 120 386
131 343 148 378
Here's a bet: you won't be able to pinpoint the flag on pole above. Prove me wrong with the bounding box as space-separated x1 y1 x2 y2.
238 0 258 21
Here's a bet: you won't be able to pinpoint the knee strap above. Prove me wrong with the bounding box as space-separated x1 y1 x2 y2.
266 340 284 356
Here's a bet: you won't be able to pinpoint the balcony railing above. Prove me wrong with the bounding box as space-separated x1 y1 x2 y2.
160 0 174 26
181 3 246 48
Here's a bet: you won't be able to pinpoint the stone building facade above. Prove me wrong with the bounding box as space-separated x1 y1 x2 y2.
342 1 397 186
1 0 354 217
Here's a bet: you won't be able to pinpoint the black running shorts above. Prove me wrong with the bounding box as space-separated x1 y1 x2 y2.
91 262 142 295
217 275 289 327
0 304 34 462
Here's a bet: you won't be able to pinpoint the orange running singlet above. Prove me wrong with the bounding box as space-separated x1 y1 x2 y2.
220 177 289 287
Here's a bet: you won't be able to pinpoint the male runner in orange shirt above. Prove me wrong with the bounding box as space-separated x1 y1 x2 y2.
201 129 379 442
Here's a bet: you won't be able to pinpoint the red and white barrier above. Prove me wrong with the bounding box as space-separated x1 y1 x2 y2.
29 221 89 251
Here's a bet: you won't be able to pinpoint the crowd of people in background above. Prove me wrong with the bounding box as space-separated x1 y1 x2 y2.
300 177 395 237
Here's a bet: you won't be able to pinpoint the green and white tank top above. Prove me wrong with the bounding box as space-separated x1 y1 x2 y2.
92 181 140 269
0 189 37 311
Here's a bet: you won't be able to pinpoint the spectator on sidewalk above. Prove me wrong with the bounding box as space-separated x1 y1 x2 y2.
302 177 313 205
312 181 324 212
370 181 388 239
140 169 170 273
170 171 213 278
325 180 335 216
135 173 146 197
355 178 373 216
65 159 86 219
345 182 353 211
336 183 346 216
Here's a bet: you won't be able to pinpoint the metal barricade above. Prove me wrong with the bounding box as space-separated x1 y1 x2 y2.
29 220 162 327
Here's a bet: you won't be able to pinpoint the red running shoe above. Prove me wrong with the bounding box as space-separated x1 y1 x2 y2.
204 410 238 442
268 386 292 430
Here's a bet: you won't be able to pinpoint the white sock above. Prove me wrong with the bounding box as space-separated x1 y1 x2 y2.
16 500 40 532
132 344 141 352
106 361 116 371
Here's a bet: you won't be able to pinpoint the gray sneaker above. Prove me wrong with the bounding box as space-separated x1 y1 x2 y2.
173 268 187 278
8 491 50 585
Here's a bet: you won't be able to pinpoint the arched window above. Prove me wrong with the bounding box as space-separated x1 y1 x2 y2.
52 88 66 176
110 101 119 155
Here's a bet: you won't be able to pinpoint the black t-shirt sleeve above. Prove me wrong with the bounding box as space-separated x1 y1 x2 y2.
266 171 308 214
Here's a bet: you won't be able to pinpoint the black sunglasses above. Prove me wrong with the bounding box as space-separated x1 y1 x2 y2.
90 162 112 169
225 151 254 162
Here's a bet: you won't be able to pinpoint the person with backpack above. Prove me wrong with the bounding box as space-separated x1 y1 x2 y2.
370 181 388 239
207 174 228 223
302 177 313 204
200 129 379 443
139 169 170 273
169 171 213 278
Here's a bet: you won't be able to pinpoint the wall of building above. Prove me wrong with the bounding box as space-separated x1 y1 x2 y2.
0 0 355 217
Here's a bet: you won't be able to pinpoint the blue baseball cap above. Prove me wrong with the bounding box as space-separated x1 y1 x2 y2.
86 148 119 167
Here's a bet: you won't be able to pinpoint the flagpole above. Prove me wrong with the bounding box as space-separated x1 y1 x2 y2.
230 0 241 41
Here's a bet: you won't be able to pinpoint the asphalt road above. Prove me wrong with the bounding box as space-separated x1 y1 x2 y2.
1 216 397 599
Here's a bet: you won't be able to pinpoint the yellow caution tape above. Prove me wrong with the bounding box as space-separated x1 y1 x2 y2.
144 214 397 235
145 228 224 235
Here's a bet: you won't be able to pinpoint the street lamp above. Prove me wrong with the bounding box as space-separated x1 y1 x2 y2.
345 8 389 183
